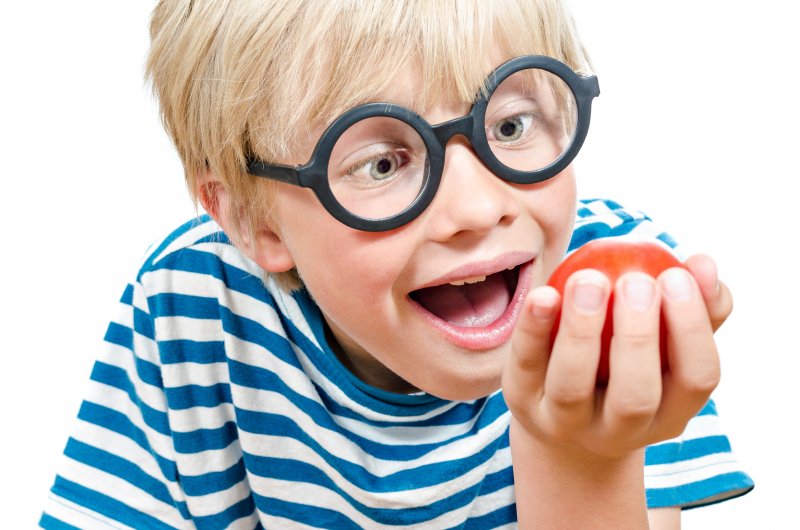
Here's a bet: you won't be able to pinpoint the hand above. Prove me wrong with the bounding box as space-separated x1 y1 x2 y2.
502 253 731 460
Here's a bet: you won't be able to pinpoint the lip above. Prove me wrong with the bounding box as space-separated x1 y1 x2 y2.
408 253 535 350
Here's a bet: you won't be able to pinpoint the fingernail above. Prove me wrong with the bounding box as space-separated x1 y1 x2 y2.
662 268 693 302
623 274 654 312
573 274 606 313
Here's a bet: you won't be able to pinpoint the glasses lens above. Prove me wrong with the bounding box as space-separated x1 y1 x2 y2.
485 67 577 173
327 117 428 220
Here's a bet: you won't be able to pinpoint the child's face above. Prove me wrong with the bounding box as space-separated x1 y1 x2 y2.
261 58 577 400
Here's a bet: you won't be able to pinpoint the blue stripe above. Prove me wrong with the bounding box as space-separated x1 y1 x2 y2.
158 339 227 364
173 421 238 454
149 293 222 320
104 321 133 351
137 216 216 280
256 496 362 530
699 399 717 416
179 457 247 497
462 504 517 529
569 218 647 251
134 306 155 340
656 231 678 249
89 362 170 435
473 462 514 498
645 435 732 466
51 476 183 530
119 283 135 305
315 389 500 428
77 401 177 479
646 471 755 509
164 382 232 410
191 495 258 530
146 248 273 306
38 513 81 530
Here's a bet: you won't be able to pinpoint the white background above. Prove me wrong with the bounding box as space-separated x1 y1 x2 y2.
1 1 797 527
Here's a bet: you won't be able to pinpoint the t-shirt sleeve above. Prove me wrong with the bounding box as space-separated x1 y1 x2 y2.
573 198 754 509
40 280 189 529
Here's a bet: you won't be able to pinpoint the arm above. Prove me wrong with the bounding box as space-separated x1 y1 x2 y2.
648 508 681 529
503 254 730 528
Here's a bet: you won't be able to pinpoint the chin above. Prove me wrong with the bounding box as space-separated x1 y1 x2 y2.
409 352 506 401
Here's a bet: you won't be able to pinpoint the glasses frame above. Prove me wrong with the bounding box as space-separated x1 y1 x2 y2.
247 54 600 232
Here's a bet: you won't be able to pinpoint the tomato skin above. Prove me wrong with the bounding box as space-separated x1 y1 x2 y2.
546 238 686 386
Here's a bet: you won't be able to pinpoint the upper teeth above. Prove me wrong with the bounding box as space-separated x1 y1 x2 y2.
449 275 487 286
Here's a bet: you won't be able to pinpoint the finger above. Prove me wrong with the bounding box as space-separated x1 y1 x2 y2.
683 254 733 332
602 273 663 438
652 267 720 437
544 269 609 429
506 286 561 407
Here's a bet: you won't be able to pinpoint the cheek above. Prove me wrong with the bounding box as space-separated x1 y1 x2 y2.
525 168 577 276
275 187 410 309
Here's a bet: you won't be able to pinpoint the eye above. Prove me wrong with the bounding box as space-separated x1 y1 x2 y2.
367 154 398 180
489 113 534 143
343 149 410 188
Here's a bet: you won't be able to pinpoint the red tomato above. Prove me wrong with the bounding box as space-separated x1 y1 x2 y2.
546 238 686 386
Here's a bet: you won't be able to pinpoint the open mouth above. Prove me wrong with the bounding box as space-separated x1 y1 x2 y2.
409 265 523 329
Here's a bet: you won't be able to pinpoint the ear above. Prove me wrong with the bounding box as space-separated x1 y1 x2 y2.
196 171 295 273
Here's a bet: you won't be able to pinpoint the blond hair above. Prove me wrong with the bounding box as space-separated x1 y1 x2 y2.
146 0 590 291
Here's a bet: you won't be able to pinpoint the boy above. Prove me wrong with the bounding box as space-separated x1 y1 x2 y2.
41 0 753 528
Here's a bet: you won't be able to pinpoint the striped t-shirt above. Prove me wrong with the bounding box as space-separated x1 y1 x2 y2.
41 198 753 529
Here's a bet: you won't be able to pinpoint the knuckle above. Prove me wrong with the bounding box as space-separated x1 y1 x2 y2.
685 371 721 396
547 383 593 409
608 394 660 421
674 362 721 396
613 333 655 352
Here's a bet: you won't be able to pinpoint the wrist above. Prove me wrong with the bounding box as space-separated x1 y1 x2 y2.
510 419 649 529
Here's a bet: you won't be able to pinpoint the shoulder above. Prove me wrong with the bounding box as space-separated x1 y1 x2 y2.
571 198 680 254
128 215 321 344
132 215 272 295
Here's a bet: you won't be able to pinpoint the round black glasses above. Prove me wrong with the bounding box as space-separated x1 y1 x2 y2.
247 55 600 232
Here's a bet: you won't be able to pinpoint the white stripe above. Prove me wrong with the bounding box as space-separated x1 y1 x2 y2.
644 452 743 489
168 401 236 433
256 513 328 530
251 477 473 530
44 493 139 530
649 412 726 447
162 361 230 389
154 316 226 342
467 485 515 518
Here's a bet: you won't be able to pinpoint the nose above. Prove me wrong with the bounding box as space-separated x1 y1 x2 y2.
422 135 520 241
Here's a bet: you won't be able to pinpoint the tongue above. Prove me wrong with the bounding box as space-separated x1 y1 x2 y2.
412 272 511 327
